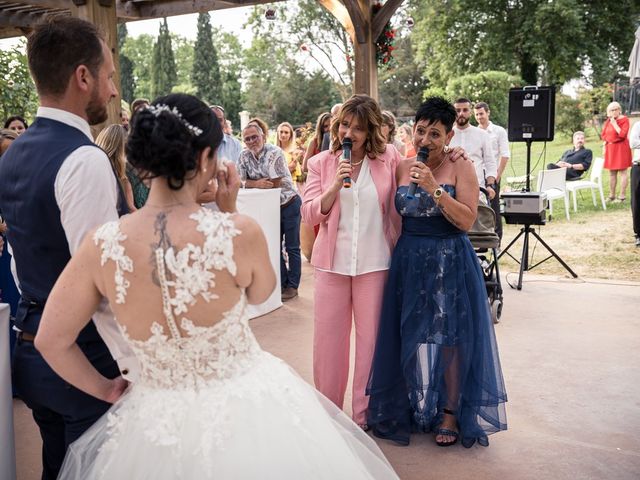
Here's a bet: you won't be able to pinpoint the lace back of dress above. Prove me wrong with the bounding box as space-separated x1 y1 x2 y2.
94 208 261 389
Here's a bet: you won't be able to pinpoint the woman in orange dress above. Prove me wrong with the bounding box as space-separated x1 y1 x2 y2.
601 101 632 202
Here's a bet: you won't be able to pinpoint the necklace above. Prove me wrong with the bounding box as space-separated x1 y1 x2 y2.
427 157 445 174
144 202 190 208
351 158 364 167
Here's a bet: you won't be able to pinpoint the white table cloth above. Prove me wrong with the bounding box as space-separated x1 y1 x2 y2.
0 303 16 480
205 188 282 318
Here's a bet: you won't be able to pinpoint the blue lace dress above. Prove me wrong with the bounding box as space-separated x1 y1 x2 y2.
366 185 507 447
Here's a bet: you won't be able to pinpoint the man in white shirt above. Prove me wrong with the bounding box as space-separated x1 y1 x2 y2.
474 101 510 239
630 120 640 247
0 17 136 479
449 98 497 199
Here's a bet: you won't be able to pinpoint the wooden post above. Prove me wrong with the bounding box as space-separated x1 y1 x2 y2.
71 0 121 135
319 0 403 100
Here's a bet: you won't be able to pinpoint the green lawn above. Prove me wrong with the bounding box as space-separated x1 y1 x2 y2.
503 130 631 218
497 129 639 281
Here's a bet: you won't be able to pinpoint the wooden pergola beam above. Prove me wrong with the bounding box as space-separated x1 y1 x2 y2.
371 0 402 40
0 8 66 27
0 0 406 107
0 24 31 37
316 0 355 42
2 0 72 9
116 0 283 21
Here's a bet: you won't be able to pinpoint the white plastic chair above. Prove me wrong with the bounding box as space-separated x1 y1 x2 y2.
566 157 607 212
537 167 570 220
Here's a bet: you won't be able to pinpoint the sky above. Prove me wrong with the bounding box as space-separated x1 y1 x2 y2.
125 7 254 45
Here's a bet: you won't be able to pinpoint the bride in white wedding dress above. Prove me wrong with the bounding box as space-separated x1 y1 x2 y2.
35 93 398 479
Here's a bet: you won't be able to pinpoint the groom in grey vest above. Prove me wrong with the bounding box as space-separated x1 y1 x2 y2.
0 17 137 480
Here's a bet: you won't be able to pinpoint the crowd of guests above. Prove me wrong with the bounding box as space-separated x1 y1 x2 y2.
1 13 638 480
0 16 505 479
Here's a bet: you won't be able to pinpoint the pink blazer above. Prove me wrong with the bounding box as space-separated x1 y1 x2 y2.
301 146 402 271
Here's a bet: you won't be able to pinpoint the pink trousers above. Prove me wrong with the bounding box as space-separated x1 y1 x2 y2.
313 269 387 424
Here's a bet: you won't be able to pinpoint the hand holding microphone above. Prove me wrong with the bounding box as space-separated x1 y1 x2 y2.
341 137 353 188
406 146 429 199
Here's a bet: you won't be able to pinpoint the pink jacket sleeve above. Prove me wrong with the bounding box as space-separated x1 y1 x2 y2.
301 151 335 226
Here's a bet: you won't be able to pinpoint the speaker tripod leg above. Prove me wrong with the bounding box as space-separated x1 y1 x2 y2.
529 228 578 278
517 228 530 290
496 227 525 262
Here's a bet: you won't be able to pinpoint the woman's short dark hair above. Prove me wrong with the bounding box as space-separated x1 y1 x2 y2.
27 16 104 97
3 116 28 129
126 93 224 190
415 97 457 133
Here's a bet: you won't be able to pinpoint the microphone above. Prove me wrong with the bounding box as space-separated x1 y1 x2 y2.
406 146 429 199
341 137 353 188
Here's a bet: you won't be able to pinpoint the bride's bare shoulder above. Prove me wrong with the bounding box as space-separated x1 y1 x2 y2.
229 213 262 240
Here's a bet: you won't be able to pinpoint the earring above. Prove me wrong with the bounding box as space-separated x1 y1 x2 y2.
443 145 451 154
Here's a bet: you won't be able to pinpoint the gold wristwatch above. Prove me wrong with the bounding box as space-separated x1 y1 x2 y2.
433 187 444 203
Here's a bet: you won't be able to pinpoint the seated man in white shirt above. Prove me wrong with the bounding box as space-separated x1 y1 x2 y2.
449 98 497 201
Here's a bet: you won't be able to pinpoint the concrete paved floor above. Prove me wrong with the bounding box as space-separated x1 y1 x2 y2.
12 263 640 479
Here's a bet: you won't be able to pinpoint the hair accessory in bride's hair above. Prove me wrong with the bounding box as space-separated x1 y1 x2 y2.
146 104 204 137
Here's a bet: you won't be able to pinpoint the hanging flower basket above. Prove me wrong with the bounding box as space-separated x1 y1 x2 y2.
373 2 396 69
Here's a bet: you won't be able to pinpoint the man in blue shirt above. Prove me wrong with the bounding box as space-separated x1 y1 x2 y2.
211 105 242 164
547 131 592 181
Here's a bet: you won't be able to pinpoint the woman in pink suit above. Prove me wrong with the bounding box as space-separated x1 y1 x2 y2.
301 94 402 429
602 101 632 202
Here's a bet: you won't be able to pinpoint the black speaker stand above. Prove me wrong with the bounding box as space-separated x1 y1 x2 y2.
498 140 577 290
497 224 578 290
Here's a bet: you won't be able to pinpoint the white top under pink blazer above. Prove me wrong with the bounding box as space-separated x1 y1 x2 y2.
322 158 390 275
301 146 402 272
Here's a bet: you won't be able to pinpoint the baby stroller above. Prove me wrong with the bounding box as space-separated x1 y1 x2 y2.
467 188 504 324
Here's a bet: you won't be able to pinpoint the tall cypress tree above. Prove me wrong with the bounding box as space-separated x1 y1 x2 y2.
117 23 136 104
192 13 221 105
151 18 177 98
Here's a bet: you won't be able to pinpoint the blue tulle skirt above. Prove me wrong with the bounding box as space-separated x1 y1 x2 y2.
366 216 507 447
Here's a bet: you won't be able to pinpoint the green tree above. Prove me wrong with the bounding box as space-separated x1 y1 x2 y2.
444 71 523 127
171 34 195 94
245 2 353 99
151 18 178 98
378 35 429 117
214 29 244 129
0 41 38 122
243 31 340 126
555 94 588 137
121 34 154 100
117 24 136 104
192 13 222 105
411 0 640 87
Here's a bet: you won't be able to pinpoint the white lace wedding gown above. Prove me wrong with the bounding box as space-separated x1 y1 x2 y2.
58 208 398 479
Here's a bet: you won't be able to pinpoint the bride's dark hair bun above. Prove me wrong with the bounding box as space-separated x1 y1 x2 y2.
126 93 223 190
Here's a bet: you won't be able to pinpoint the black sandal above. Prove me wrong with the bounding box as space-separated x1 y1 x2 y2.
435 408 459 447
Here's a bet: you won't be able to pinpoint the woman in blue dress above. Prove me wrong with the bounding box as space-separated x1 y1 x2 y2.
367 97 507 448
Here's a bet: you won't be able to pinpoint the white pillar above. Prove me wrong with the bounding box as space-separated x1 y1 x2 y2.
239 111 251 131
